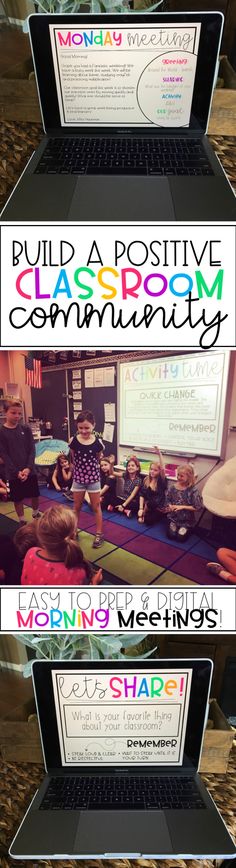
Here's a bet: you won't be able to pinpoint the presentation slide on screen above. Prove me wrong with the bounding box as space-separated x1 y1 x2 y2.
119 351 230 456
52 668 192 766
49 23 201 127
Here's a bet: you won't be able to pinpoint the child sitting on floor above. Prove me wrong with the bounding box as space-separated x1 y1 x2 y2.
50 453 73 493
113 456 142 517
207 548 236 584
166 464 203 540
21 505 102 586
0 521 38 584
138 448 167 525
100 457 117 510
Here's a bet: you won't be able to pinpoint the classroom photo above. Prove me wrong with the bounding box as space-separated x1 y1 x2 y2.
0 631 235 861
0 348 236 588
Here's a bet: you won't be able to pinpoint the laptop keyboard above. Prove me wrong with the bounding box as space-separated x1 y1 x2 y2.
40 775 206 811
35 137 213 176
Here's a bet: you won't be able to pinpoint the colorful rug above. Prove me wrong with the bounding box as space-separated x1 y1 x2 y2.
0 488 230 587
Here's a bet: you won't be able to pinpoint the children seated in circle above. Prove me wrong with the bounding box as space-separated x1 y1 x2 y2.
21 505 102 586
138 448 167 525
113 456 142 517
50 452 73 493
166 464 203 540
100 456 117 511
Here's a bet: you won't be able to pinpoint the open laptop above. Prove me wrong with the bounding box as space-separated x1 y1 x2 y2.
10 658 236 859
1 11 236 221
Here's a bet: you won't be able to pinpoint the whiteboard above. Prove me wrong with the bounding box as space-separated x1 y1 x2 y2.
119 351 231 457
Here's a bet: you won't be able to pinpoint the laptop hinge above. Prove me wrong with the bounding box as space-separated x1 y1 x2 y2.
47 766 197 777
45 127 205 139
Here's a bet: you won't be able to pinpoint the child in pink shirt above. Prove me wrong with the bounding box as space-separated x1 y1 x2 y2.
21 505 102 586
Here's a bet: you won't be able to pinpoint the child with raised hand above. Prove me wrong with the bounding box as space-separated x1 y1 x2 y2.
51 453 73 493
100 456 117 511
70 410 104 548
21 505 102 585
166 463 202 541
138 447 167 525
0 399 40 525
114 456 142 517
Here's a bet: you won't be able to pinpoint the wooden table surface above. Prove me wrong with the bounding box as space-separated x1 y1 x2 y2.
208 89 236 136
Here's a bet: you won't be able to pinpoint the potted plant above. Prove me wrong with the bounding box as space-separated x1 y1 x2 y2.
19 631 158 674
0 633 158 762
33 0 164 14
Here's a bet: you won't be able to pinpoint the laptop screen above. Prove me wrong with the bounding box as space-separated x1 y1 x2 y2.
33 659 212 773
51 667 192 766
49 23 201 128
29 12 223 134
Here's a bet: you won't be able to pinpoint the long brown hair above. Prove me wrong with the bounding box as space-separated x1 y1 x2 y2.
143 461 160 491
124 455 141 479
37 506 91 574
100 457 114 478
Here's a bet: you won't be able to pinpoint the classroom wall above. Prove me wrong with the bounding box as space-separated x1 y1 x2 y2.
0 351 10 389
0 351 32 420
3 350 236 484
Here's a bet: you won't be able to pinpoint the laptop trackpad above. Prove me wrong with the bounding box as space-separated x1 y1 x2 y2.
69 177 174 220
75 810 172 855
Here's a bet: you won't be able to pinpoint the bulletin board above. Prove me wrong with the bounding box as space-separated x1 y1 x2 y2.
68 363 118 455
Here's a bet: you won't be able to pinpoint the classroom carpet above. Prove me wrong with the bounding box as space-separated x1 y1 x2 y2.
0 489 230 586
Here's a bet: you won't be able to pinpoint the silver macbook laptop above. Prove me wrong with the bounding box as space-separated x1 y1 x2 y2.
10 658 236 859
1 11 236 221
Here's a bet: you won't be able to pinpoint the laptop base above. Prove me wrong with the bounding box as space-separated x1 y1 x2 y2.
10 773 236 859
2 169 236 221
